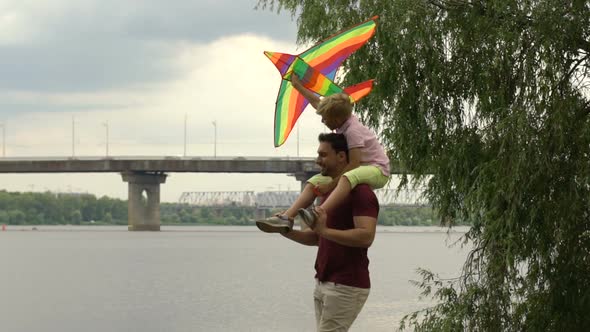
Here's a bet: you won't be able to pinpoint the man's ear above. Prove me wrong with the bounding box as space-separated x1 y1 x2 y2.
337 151 347 162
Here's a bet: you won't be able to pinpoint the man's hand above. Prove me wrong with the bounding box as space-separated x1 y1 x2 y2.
313 206 328 236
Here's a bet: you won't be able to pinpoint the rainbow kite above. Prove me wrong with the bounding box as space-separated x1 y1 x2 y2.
265 16 378 147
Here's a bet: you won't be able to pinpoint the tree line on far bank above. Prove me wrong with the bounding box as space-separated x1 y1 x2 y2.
0 190 464 226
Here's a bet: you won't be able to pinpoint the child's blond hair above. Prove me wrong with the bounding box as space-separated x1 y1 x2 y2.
316 93 353 121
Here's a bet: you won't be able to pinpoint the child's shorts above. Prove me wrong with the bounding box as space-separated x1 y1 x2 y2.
306 165 389 190
306 174 333 186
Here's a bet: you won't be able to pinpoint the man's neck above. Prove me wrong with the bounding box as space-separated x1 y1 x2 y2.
328 165 347 180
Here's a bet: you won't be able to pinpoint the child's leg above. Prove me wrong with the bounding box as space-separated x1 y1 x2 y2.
282 174 333 219
319 166 388 214
283 183 316 219
318 176 352 214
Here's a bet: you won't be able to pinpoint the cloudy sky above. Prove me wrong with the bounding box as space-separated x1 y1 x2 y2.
0 0 331 201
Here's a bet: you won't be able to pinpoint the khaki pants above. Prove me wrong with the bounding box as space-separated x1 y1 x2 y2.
314 280 370 332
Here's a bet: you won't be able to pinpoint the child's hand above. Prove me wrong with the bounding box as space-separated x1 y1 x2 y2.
291 73 301 85
315 181 337 195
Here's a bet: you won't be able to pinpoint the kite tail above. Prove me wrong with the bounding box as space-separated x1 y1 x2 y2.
344 79 374 103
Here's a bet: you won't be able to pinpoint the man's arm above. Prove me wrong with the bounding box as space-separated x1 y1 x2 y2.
291 74 321 110
281 228 319 246
313 206 377 248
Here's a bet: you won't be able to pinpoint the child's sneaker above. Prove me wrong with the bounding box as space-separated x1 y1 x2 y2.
255 215 293 234
297 208 318 229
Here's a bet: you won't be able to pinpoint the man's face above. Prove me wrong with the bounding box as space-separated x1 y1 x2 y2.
316 141 346 177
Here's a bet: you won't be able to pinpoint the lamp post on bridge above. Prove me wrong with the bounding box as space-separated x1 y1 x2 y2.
0 122 5 157
183 114 187 157
212 120 217 158
102 121 109 157
297 122 300 157
71 116 76 157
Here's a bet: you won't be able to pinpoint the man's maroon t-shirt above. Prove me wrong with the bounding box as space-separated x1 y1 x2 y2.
314 184 379 289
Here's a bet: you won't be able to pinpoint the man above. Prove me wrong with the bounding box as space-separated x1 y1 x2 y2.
281 132 379 331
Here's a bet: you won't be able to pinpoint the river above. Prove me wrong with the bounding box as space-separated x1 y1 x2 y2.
0 225 469 331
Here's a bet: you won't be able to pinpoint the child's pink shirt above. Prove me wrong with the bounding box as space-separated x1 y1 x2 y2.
335 114 390 176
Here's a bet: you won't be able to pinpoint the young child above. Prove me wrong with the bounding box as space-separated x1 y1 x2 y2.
256 74 390 233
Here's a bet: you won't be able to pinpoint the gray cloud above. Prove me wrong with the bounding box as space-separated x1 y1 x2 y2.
0 40 178 93
119 1 296 43
0 99 132 114
0 0 296 94
0 1 316 199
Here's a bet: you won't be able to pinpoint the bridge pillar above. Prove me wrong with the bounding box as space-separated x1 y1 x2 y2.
121 172 167 231
254 208 266 220
293 171 317 191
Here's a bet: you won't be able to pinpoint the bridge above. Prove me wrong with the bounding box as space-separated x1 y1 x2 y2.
0 156 403 230
0 156 318 230
0 156 317 173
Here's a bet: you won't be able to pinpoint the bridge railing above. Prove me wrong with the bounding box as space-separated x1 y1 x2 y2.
178 189 429 208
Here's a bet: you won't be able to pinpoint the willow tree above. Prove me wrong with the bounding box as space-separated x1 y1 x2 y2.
258 0 590 331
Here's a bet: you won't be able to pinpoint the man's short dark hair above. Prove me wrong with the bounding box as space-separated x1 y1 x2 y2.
318 133 349 160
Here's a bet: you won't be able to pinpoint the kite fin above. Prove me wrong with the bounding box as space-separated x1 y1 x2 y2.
344 79 374 103
264 51 296 77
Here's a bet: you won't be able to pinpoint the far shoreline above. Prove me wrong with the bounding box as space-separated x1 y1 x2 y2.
1 224 470 234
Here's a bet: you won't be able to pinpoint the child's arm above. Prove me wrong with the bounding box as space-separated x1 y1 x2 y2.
291 74 321 110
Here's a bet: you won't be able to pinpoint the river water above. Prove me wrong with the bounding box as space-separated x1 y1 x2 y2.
0 225 469 331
